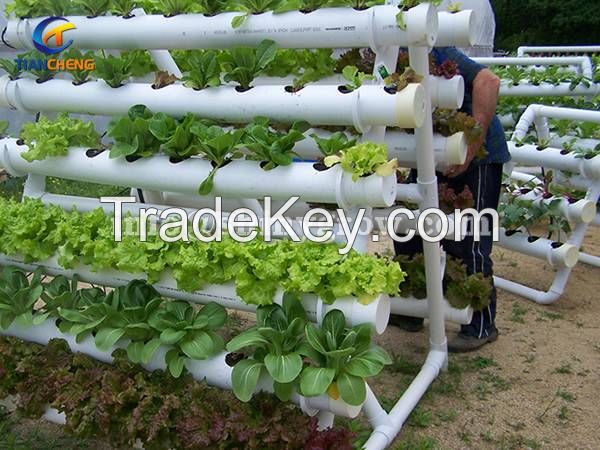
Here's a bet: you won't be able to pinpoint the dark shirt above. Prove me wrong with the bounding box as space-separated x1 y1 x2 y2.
432 47 511 166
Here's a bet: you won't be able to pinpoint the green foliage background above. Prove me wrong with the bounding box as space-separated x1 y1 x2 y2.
491 0 600 52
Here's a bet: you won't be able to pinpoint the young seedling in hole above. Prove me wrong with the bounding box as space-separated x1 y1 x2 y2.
73 0 110 17
110 0 138 17
0 59 23 80
447 1 461 13
152 71 179 89
60 48 95 85
341 65 374 92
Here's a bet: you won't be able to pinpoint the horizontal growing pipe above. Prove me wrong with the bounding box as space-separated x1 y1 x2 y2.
515 190 597 224
3 4 438 50
294 130 467 167
0 254 389 333
0 139 397 207
513 105 600 143
517 45 600 57
252 75 465 110
0 77 426 130
550 135 600 152
390 296 472 325
499 82 600 97
1 319 362 418
496 229 579 268
473 56 594 78
508 142 600 180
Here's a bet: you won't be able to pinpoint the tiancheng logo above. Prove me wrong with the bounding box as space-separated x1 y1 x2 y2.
32 17 76 55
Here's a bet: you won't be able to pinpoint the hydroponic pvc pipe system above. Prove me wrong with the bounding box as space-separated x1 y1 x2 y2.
0 139 397 208
0 77 426 130
498 104 600 303
517 45 600 57
0 319 362 418
390 296 472 325
0 254 390 334
499 82 600 97
514 190 597 224
497 229 579 268
473 56 594 79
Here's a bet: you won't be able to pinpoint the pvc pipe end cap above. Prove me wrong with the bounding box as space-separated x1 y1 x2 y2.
445 132 468 165
552 244 579 268
404 2 438 47
461 10 477 47
573 200 597 224
396 83 426 129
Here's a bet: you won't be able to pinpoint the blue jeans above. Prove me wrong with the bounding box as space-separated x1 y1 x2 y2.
394 163 503 338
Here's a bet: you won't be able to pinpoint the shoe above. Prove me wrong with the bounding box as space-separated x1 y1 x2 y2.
448 326 499 353
388 315 425 332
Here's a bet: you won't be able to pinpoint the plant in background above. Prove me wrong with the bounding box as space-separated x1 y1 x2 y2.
243 116 310 170
299 310 391 406
220 39 278 90
291 48 337 89
148 301 227 377
152 70 179 89
191 123 245 194
20 113 102 162
197 0 225 15
60 48 95 85
438 183 474 214
230 0 296 28
445 272 493 311
110 0 138 16
122 50 158 77
0 267 45 330
0 58 23 80
93 53 134 88
394 254 427 299
336 48 376 74
325 142 398 181
4 0 43 18
38 0 76 15
107 105 163 158
181 50 222 90
431 59 460 79
433 109 483 145
341 65 374 92
311 132 357 157
0 121 9 138
227 296 307 402
147 0 203 16
73 0 110 16
383 67 422 92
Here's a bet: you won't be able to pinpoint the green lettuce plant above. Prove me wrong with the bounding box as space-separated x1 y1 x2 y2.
60 48 96 85
311 132 356 157
149 112 203 158
243 116 309 170
0 266 45 330
324 142 398 181
93 53 134 88
299 310 391 406
0 58 23 80
107 105 163 158
219 39 278 90
73 0 110 16
181 50 222 90
227 295 307 402
20 113 102 162
341 65 374 91
110 0 138 17
148 301 227 377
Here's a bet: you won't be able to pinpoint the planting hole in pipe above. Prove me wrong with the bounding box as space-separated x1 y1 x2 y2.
285 85 303 93
225 352 244 367
85 149 105 158
527 236 540 243
313 161 329 172
551 242 565 249
125 155 142 163
505 230 521 237
337 86 353 95
169 156 186 164
235 86 253 93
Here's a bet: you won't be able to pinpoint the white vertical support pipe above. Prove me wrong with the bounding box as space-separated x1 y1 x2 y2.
408 46 447 354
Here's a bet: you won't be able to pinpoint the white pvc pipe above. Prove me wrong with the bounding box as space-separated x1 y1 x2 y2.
4 5 437 50
515 190 597 223
517 45 600 57
508 142 600 180
0 254 388 332
474 56 594 79
435 11 476 47
499 82 600 97
579 251 600 267
390 296 472 325
0 77 426 130
497 229 579 268
363 350 446 450
294 129 467 167
0 140 397 207
252 75 464 110
1 319 362 418
550 135 600 151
